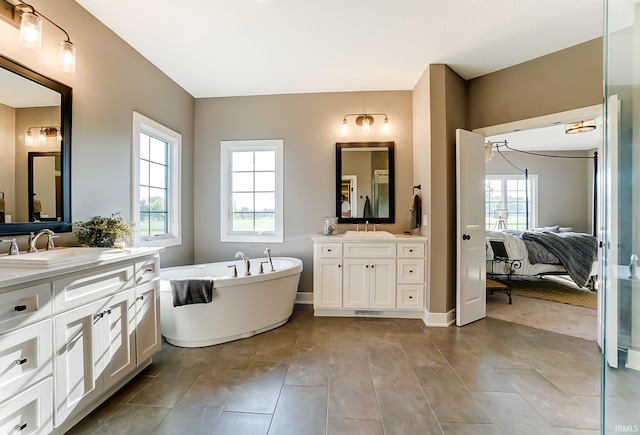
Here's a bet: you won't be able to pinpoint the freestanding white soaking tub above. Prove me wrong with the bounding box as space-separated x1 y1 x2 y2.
159 257 302 347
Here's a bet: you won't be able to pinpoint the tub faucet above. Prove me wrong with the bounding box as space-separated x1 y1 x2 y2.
28 229 55 253
235 251 251 276
264 247 275 272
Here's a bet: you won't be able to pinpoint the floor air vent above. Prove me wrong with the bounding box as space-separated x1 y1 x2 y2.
355 310 384 316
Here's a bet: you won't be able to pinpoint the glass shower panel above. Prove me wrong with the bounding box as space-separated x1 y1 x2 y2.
603 0 640 432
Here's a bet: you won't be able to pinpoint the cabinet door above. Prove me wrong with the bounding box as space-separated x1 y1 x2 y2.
343 259 369 308
314 259 343 308
135 282 162 363
101 290 136 391
54 300 103 425
369 259 396 309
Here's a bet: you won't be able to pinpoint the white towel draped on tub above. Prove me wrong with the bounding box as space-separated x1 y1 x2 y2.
170 278 214 307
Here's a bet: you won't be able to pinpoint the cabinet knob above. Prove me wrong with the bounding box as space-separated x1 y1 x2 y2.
366 265 369 268
15 357 27 365
409 296 413 299
95 312 104 320
105 309 112 315
327 249 332 252
338 264 341 268
144 267 154 273
137 295 145 301
14 304 27 312
15 423 27 431
409 249 413 252
371 265 375 268
409 270 413 273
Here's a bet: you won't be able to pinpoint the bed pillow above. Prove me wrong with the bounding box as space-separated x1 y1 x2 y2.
558 227 573 233
543 225 560 233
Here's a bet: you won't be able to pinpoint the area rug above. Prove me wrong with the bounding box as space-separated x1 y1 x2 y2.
487 293 597 341
505 275 597 309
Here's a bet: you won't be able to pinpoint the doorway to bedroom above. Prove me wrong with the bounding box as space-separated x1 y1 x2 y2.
476 104 602 341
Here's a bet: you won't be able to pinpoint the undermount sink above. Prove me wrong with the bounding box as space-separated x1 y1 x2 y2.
342 230 395 239
0 247 124 268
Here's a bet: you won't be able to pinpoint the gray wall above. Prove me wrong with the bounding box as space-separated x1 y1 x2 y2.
194 91 413 294
485 150 596 233
0 0 195 266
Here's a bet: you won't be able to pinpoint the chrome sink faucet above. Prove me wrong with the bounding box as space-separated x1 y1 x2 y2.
264 247 275 272
28 229 56 253
235 251 251 276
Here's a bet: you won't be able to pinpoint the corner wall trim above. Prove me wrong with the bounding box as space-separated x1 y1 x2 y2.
423 309 455 327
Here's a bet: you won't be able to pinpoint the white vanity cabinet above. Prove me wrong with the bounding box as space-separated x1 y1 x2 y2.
312 235 427 318
0 248 162 435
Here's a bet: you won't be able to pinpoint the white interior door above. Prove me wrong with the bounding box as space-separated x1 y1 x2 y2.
605 94 620 367
456 129 487 326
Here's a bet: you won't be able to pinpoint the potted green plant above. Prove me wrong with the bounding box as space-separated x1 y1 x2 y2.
74 212 134 248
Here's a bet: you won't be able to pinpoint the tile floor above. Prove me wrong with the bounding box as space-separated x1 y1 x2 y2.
67 304 639 434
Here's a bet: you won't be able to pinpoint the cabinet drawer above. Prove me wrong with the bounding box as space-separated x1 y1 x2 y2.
396 285 424 309
397 243 425 258
397 259 425 284
135 256 160 285
343 243 396 258
53 264 134 313
0 283 51 333
315 243 342 258
0 319 52 404
0 377 53 435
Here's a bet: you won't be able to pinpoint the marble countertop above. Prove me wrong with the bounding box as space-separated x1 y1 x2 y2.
0 247 163 289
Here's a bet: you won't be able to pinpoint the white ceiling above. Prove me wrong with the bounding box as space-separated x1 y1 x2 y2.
487 123 601 152
75 0 604 99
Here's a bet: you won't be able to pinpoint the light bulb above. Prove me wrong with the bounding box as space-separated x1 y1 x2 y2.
341 118 348 135
59 41 76 73
19 12 42 50
383 117 390 133
25 130 33 146
38 128 46 145
362 117 370 134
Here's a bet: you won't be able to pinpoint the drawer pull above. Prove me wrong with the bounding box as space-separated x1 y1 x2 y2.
137 295 145 301
409 296 413 299
15 423 27 431
144 267 154 273
327 249 332 252
409 270 413 273
14 304 27 312
15 357 28 365
409 249 413 252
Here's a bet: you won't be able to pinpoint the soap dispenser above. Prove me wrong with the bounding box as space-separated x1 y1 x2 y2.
630 254 638 279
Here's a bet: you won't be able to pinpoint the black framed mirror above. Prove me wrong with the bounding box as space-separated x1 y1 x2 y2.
0 54 72 236
336 141 395 224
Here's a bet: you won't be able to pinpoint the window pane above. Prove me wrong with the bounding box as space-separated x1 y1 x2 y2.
139 160 149 186
149 188 166 213
148 212 167 236
255 212 275 232
255 192 275 212
149 137 167 164
232 212 254 231
149 162 167 188
232 151 253 171
255 150 275 171
139 213 150 236
255 172 275 192
232 173 254 192
232 193 254 212
140 133 150 160
140 187 150 212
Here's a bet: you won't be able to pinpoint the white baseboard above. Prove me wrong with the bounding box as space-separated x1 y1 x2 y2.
626 348 640 371
295 292 313 304
423 309 456 327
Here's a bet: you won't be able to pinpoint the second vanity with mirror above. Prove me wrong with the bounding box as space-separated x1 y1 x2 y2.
312 232 427 318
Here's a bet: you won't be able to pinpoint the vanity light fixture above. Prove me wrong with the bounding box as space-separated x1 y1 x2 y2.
565 119 596 134
25 126 60 146
0 0 76 73
341 113 390 135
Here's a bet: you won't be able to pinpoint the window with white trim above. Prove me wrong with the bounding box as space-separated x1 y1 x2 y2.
485 174 537 231
220 139 284 243
132 112 182 247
